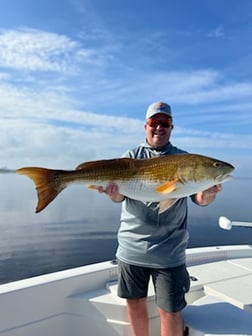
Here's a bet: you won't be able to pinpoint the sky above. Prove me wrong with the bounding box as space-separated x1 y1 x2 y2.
1 0 252 174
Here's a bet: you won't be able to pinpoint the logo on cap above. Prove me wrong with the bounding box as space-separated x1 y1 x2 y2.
155 102 167 111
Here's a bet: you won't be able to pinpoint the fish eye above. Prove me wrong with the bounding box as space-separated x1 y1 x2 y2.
53 172 60 180
214 162 223 168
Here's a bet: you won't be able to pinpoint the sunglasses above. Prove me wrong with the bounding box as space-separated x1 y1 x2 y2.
147 118 172 128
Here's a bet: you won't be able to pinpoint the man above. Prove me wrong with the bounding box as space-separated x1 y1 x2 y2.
99 102 221 336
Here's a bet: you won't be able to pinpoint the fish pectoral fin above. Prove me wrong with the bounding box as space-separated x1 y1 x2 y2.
156 180 178 194
159 199 178 213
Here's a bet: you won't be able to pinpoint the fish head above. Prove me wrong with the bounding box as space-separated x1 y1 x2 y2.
214 161 235 183
177 154 235 185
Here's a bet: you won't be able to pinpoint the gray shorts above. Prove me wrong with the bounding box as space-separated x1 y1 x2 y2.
117 260 190 312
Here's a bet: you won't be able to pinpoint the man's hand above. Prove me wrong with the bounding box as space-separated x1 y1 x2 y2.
98 182 125 203
193 184 222 206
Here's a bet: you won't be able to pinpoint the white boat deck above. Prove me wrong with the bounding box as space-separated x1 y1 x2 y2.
205 264 252 312
183 295 252 336
184 255 252 335
186 257 252 310
0 245 252 336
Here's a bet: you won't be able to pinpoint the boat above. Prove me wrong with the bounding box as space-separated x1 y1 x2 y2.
0 217 251 336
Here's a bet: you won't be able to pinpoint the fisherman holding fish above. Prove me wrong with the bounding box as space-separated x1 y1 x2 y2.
99 102 222 336
17 102 233 336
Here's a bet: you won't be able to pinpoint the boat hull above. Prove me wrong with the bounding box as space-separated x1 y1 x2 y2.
0 245 252 336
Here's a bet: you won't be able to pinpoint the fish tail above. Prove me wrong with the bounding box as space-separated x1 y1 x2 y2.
16 167 66 213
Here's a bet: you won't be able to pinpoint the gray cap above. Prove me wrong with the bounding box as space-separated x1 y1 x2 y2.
145 102 172 120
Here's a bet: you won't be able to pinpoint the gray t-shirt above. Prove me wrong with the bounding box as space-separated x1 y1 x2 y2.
116 141 189 268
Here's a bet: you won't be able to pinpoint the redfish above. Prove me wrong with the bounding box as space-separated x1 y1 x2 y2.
16 154 234 213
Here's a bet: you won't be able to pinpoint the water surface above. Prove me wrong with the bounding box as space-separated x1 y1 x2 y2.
0 173 251 284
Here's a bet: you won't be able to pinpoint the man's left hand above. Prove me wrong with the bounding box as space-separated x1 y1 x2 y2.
193 184 222 206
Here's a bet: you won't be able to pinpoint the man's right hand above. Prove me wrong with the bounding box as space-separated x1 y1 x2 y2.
98 182 125 203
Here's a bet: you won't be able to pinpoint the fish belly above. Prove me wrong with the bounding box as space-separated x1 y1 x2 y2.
116 178 216 202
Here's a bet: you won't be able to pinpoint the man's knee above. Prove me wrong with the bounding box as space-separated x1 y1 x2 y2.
158 307 182 322
127 297 147 310
158 308 184 336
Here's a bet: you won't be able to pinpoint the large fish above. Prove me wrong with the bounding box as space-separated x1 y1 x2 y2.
16 153 234 213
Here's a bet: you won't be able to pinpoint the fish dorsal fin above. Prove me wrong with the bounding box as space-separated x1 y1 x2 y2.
159 198 178 213
76 161 98 170
156 180 178 194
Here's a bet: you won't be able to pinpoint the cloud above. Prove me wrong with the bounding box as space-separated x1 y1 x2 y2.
0 28 93 73
123 70 252 107
0 27 251 176
0 66 251 174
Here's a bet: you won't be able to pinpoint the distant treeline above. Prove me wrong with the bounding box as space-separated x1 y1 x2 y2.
0 168 16 173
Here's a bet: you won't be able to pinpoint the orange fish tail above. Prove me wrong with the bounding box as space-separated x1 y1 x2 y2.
16 167 65 213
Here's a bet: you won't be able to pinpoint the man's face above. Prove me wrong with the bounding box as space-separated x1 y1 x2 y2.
145 113 173 148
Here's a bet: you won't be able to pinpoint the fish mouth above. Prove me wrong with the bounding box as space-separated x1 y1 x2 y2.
215 173 233 183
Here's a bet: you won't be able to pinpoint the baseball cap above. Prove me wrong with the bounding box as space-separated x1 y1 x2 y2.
145 102 172 120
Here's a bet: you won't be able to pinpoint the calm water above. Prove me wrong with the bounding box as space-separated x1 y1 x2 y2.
0 172 251 284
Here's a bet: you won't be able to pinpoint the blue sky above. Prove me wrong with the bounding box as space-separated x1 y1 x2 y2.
0 0 252 177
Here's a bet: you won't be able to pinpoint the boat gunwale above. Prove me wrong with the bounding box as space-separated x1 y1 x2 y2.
0 245 252 294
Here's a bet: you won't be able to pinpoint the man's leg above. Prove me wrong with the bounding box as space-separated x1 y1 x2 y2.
117 261 150 335
152 265 190 336
158 308 184 336
127 298 148 336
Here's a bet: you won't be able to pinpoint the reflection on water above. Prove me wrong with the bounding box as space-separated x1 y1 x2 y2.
0 219 118 284
0 173 251 284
